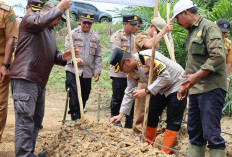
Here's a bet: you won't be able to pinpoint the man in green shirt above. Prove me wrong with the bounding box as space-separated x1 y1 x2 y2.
171 0 227 156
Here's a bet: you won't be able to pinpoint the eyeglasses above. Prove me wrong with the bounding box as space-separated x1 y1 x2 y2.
83 22 93 25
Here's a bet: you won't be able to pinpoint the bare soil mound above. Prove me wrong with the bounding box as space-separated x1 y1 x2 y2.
37 121 173 157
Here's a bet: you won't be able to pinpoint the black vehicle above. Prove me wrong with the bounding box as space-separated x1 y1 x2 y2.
70 0 112 23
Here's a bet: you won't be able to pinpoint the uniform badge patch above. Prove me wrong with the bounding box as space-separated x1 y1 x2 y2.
122 42 128 46
91 37 96 40
9 15 14 22
144 66 149 72
76 42 81 45
197 30 202 37
127 73 130 79
122 47 127 50
91 49 95 53
76 35 81 39
115 35 120 40
132 74 139 79
122 36 127 39
137 61 142 67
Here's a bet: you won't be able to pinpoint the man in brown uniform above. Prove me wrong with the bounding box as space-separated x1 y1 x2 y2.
133 17 173 135
0 1 18 142
216 19 232 89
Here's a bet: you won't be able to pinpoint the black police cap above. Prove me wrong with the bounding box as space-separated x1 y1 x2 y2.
27 0 43 11
81 12 94 23
217 19 230 33
123 14 138 25
110 48 124 73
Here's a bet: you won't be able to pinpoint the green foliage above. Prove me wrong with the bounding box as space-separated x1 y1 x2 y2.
206 0 232 39
223 81 232 116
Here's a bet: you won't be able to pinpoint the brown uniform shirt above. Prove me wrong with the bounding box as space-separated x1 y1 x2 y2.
133 30 152 53
224 38 232 64
0 1 18 56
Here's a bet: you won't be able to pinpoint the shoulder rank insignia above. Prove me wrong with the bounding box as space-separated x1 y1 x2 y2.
0 4 11 12
143 56 166 77
115 34 120 40
197 30 202 37
127 73 130 79
137 61 142 67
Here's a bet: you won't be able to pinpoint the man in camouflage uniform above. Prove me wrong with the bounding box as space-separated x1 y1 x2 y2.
133 17 173 135
172 0 227 156
65 12 102 120
0 1 18 142
109 48 187 154
110 15 138 128
217 19 232 90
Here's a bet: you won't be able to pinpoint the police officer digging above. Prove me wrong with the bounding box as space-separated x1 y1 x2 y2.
109 48 187 154
172 0 227 156
110 15 139 128
0 1 18 143
65 12 102 120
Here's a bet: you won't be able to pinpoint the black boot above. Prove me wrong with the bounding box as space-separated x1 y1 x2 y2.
125 115 133 128
71 112 80 120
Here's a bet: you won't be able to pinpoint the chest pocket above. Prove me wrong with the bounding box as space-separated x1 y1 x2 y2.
74 40 84 54
89 42 97 55
190 37 206 55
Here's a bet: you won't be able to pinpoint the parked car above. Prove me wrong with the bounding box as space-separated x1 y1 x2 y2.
70 0 112 23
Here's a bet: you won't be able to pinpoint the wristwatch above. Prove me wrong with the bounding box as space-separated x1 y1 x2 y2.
145 88 151 94
2 63 10 69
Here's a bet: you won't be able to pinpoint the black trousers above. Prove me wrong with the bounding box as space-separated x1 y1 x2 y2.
147 92 187 131
110 77 127 116
66 71 91 118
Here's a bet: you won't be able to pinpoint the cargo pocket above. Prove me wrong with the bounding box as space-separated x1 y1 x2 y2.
89 42 97 55
190 37 206 55
13 93 30 114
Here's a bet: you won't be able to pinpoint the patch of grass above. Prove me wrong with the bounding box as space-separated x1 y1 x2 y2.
47 65 66 90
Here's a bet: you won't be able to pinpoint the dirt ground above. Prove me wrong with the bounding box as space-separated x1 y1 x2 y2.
0 89 232 157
